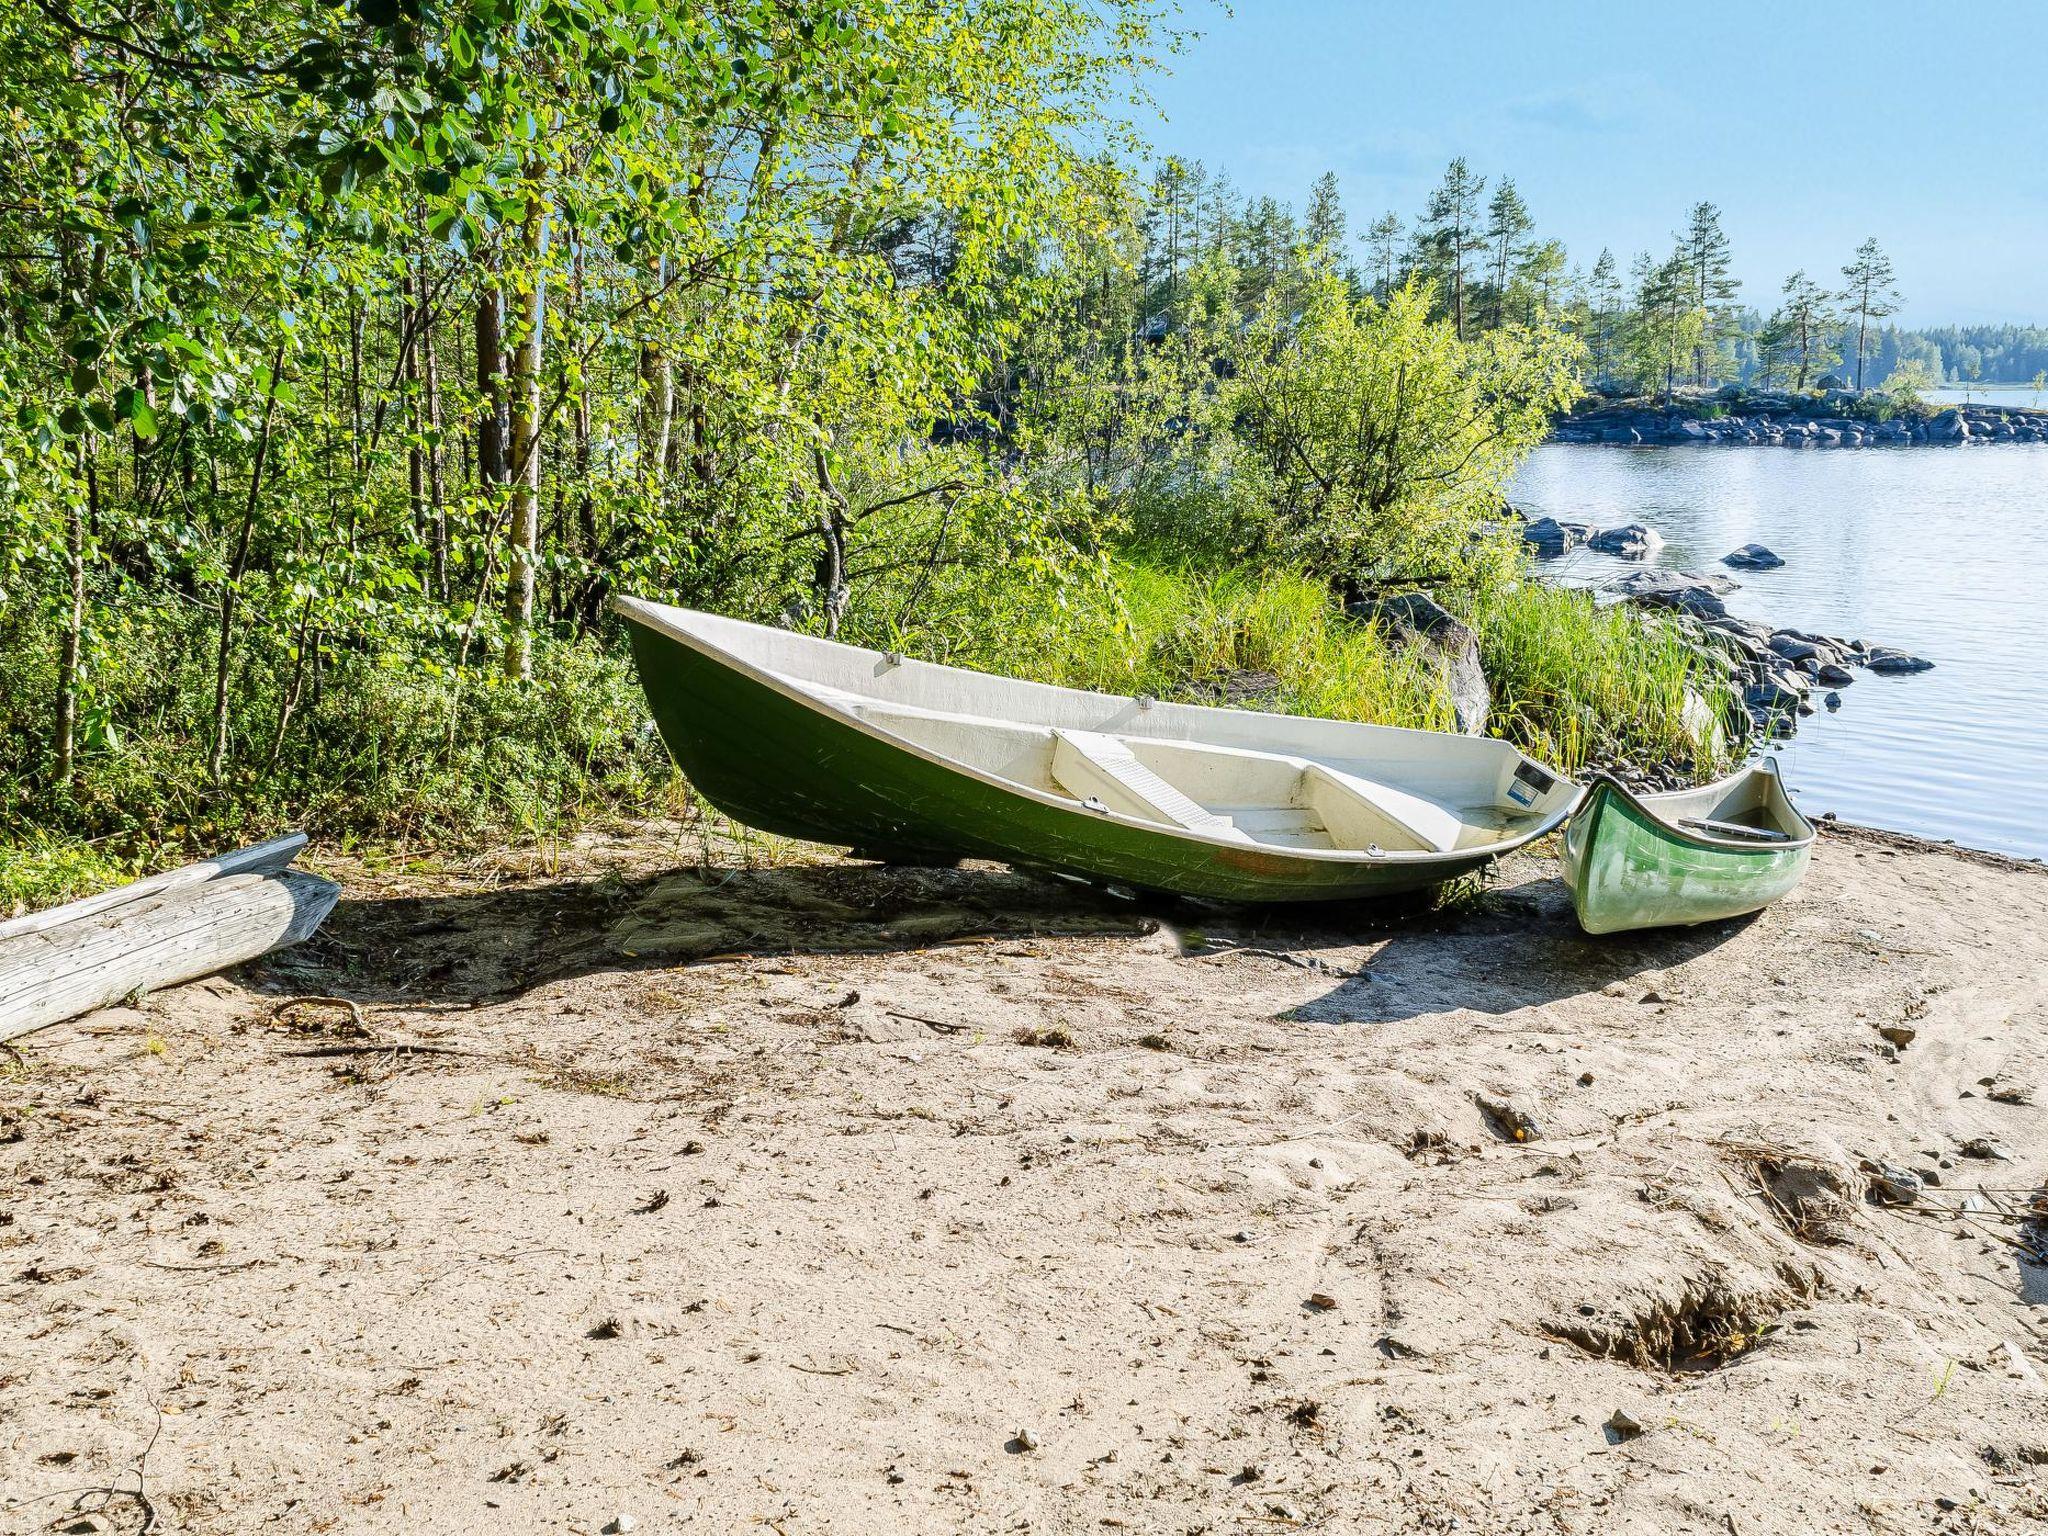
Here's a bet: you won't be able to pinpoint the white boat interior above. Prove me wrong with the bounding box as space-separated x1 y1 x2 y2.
617 598 1583 860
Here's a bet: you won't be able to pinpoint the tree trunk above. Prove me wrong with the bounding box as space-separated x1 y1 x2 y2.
51 446 90 787
208 340 289 783
502 198 551 680
640 341 673 496
421 270 449 601
404 267 426 540
475 266 508 493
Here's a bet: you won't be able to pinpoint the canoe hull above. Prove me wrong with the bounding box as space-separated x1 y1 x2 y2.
1561 774 1812 935
627 619 1531 903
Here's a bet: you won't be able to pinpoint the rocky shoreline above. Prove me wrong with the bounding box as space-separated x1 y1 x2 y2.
1518 513 1933 745
1551 391 2048 448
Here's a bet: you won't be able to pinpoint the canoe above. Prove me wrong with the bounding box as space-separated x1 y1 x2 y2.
613 596 1582 903
1560 760 1815 935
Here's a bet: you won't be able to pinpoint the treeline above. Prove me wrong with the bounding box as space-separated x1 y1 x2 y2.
1883 324 2048 388
1135 158 1933 397
0 2 1725 883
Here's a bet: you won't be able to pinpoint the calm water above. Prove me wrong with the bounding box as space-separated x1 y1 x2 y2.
1926 384 2045 409
1512 444 2048 860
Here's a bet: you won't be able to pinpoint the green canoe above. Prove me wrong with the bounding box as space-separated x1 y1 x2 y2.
1560 760 1815 935
614 596 1582 903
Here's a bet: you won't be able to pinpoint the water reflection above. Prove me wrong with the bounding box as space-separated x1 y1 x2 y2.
1512 444 2048 860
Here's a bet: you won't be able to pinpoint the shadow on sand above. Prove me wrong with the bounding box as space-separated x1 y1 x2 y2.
256 856 1759 1019
259 860 1159 1007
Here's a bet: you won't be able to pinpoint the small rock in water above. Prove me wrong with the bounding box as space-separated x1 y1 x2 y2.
1824 691 1843 711
1865 646 1935 675
1817 662 1855 687
1587 522 1662 560
1723 542 1786 570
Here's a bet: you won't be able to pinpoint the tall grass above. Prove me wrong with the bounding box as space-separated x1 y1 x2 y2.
1468 582 1730 774
2 559 1728 915
987 563 1459 731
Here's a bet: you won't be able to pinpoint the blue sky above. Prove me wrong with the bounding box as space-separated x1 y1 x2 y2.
1138 1 2046 325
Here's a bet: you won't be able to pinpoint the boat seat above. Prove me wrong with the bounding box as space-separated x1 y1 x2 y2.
1304 764 1466 854
1050 731 1253 843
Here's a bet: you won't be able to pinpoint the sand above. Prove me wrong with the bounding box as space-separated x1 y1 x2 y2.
3 819 2046 1535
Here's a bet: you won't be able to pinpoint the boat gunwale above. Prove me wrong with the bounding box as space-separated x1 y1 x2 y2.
611 594 1581 868
1578 760 1818 856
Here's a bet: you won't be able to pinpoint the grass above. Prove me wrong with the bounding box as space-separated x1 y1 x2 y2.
1466 581 1730 776
0 832 138 921
967 562 1458 732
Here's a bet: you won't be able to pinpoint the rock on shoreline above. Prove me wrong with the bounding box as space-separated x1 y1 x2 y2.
1610 567 1932 737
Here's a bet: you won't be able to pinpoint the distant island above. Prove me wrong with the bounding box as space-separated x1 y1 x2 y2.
1551 388 2048 447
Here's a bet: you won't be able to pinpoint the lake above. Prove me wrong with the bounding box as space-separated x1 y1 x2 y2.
1926 383 2045 409
1511 443 2048 861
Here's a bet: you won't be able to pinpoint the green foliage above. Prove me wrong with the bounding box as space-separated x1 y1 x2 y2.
0 833 136 921
1468 584 1728 776
1221 278 1580 580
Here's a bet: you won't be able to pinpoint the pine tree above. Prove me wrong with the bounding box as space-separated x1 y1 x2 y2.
1840 237 1901 392
1483 179 1532 330
1586 248 1622 381
1304 171 1346 252
1678 202 1739 387
1766 271 1840 391
1363 213 1401 301
1418 158 1487 340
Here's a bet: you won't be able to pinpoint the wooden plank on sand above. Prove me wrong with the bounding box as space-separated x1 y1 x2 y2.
0 867 339 1044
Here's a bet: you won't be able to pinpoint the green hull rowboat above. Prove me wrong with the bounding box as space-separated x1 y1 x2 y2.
614 597 1582 903
1561 761 1815 935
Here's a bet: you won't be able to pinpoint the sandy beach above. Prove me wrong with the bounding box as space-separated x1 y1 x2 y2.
4 821 2045 1534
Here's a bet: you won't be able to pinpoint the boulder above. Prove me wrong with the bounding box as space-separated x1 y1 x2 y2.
1768 633 1824 664
1522 516 1590 559
1347 592 1491 736
1611 569 1736 621
1722 543 1785 570
1746 667 1811 713
1816 662 1855 687
1865 646 1934 675
1929 409 1970 443
1586 523 1662 560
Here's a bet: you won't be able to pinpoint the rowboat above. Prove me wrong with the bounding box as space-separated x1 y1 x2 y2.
1560 760 1814 935
613 597 1582 903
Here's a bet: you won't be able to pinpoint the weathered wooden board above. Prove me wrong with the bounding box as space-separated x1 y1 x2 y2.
0 833 309 943
0 869 339 1043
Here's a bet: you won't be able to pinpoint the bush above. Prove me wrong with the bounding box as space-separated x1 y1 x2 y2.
0 597 675 867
